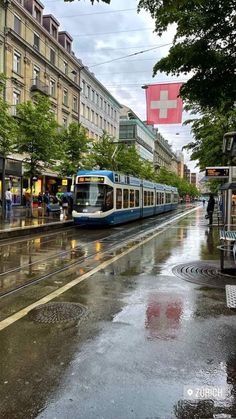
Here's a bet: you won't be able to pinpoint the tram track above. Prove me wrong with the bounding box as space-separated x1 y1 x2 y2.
0 206 196 299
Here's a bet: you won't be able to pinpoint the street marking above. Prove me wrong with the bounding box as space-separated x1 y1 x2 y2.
0 206 199 331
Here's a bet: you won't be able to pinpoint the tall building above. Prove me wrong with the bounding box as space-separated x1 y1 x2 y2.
119 106 155 162
154 132 178 175
80 65 121 141
0 0 122 201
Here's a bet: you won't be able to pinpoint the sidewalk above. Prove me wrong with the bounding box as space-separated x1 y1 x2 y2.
0 206 73 240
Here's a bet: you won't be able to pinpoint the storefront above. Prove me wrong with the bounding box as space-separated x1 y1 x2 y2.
0 157 23 205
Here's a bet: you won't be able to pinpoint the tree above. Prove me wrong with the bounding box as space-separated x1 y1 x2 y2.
84 132 117 170
57 122 91 177
16 94 60 212
156 167 199 198
0 74 17 218
183 107 236 170
138 0 236 111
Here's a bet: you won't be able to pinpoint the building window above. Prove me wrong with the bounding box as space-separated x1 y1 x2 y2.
12 90 20 115
108 104 110 116
81 103 85 117
100 97 103 109
51 25 57 39
91 90 95 102
50 79 56 97
33 33 40 50
34 6 41 23
50 48 55 65
72 70 77 83
13 51 21 74
100 116 103 128
82 80 85 93
62 117 68 128
73 96 78 112
87 86 90 99
63 88 68 106
66 41 71 53
14 15 21 35
91 110 94 123
96 93 99 105
95 113 98 125
86 106 90 120
33 65 40 84
63 61 68 75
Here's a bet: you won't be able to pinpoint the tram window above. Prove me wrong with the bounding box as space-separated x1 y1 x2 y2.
135 190 139 207
156 192 160 205
144 190 148 206
151 192 154 205
161 193 164 204
123 189 129 208
130 189 134 207
104 187 113 210
116 188 122 209
166 193 171 204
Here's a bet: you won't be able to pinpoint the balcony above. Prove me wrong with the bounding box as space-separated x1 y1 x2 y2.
31 79 49 96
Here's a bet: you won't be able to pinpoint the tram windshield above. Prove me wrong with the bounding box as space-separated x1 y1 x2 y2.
74 183 113 213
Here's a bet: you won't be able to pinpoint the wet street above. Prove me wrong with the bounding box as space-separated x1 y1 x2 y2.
1 206 236 419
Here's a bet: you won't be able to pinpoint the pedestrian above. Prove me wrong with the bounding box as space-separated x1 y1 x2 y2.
61 194 69 218
24 190 32 217
5 188 12 212
202 199 205 206
37 192 43 217
207 194 215 226
43 191 50 217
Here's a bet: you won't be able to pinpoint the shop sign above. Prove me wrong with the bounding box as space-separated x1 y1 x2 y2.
62 179 68 186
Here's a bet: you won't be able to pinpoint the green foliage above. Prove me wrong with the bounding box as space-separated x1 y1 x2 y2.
183 107 236 170
57 122 91 176
138 0 236 111
16 93 60 179
84 131 117 170
156 167 199 197
0 74 17 157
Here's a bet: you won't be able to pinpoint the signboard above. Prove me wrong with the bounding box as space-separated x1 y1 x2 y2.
78 176 105 183
62 179 68 186
205 167 229 178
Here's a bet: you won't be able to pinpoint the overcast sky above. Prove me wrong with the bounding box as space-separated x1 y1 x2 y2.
43 0 198 172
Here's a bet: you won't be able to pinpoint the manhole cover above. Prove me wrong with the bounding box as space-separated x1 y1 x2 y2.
172 261 236 288
28 302 87 323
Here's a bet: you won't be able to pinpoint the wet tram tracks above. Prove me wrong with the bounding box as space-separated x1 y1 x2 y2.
0 205 196 299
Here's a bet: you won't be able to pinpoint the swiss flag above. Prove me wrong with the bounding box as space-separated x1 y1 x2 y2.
145 82 183 124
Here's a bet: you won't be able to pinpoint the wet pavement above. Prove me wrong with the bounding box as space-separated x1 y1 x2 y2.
0 207 73 239
1 206 236 418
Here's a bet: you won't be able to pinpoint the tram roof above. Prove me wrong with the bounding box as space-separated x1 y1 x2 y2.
76 170 177 191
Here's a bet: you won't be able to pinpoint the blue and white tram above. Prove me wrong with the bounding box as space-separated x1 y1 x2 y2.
72 170 178 226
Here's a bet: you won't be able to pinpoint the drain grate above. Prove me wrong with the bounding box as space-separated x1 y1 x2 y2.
172 261 236 288
226 285 236 308
28 302 87 323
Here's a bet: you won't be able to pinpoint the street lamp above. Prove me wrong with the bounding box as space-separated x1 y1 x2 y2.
223 131 236 161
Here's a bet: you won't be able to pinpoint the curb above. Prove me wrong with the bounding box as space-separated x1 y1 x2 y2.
0 219 74 240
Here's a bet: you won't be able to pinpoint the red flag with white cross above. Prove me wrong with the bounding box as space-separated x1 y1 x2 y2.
145 82 183 124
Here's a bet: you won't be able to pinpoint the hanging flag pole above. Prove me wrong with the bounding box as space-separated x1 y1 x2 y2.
143 82 183 125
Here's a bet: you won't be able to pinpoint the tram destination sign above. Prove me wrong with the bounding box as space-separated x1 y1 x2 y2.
78 176 105 183
205 167 229 178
